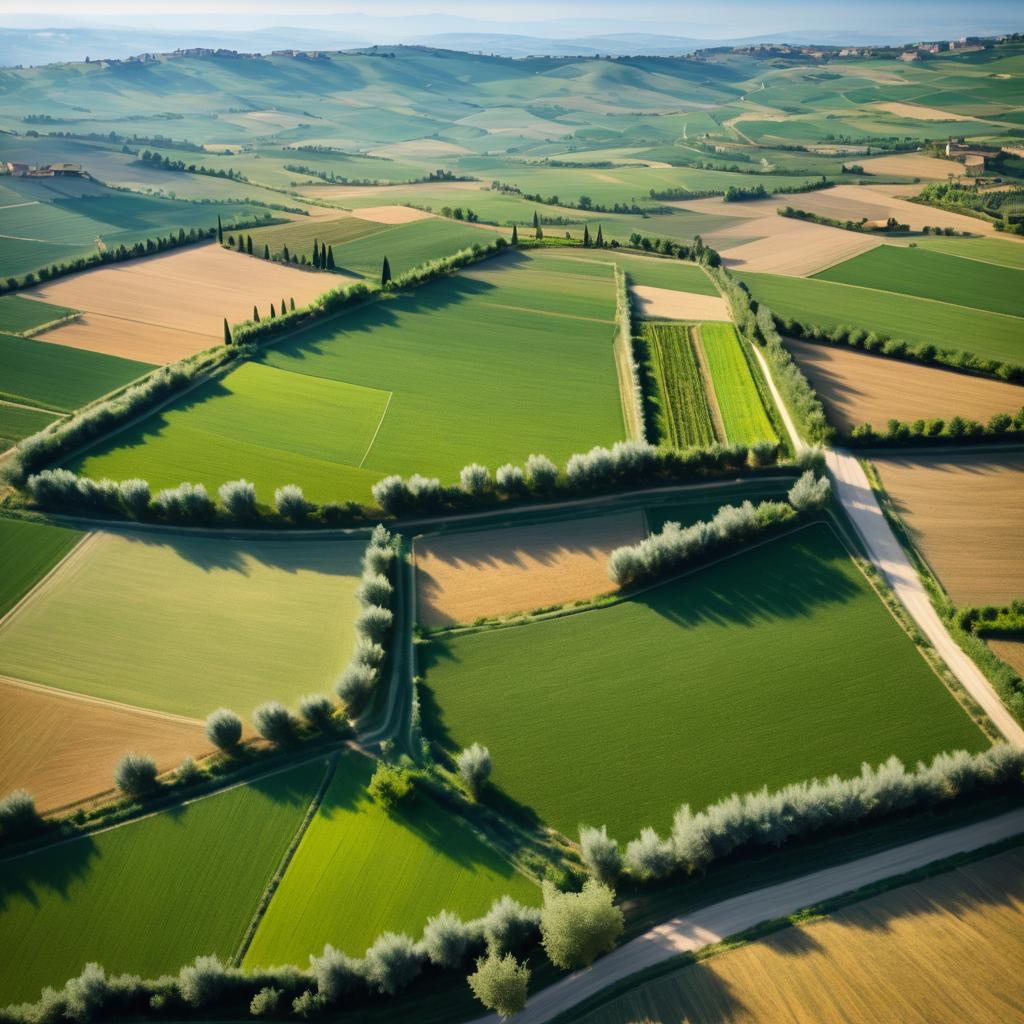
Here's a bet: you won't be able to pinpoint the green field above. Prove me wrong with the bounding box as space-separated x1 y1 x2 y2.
0 760 325 1006
645 322 716 447
912 235 1024 270
245 754 539 965
0 531 364 718
0 333 154 412
556 249 719 293
699 322 777 445
75 250 625 503
0 295 77 335
421 525 986 840
0 516 82 618
0 404 60 447
739 272 1024 365
245 215 389 260
815 245 1024 318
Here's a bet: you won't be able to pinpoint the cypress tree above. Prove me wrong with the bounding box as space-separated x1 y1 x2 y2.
583 224 591 247
235 234 243 252
253 306 260 322
381 256 392 288
283 244 291 262
511 224 519 245
281 297 287 316
246 235 253 255
217 215 223 244
596 224 604 247
223 318 231 345
312 240 321 269
264 242 270 259
290 297 295 311
326 245 335 270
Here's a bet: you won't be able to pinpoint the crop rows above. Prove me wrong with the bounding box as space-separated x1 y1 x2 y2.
646 322 717 448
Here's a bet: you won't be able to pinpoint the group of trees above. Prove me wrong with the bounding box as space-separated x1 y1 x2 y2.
847 407 1024 448
138 149 246 180
438 206 480 222
625 232 720 265
955 599 1024 638
778 206 912 233
607 470 827 588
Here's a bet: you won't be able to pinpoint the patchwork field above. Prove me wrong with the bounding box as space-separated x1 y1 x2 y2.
244 753 539 965
421 525 985 839
874 451 1024 605
740 272 1024 365
25 243 331 363
632 285 731 321
0 517 82 618
415 510 646 627
816 244 1024 318
0 759 325 1006
645 322 717 447
0 295 76 335
785 338 1024 433
571 847 1024 1024
74 250 625 503
0 531 364 718
0 332 153 413
0 678 208 812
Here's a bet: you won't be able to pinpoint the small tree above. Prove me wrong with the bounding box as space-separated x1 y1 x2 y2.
788 469 831 512
263 242 270 260
357 573 393 608
253 305 260 322
596 224 604 247
578 825 621 885
309 944 363 1004
583 224 591 247
495 463 526 496
357 605 394 644
381 256 392 288
459 463 491 495
283 244 291 262
525 453 558 491
540 879 623 970
313 240 321 269
114 752 159 798
299 694 335 731
246 235 253 255
217 215 223 244
0 789 41 838
368 762 414 810
218 479 257 519
252 702 297 745
456 743 492 799
118 478 151 518
206 708 243 751
336 663 378 717
269 302 276 319
511 224 519 245
275 484 310 522
363 932 423 995
422 910 472 968
281 297 287 317
223 318 232 345
326 246 336 270
482 896 541 956
250 987 281 1018
467 953 529 1019
290 297 296 311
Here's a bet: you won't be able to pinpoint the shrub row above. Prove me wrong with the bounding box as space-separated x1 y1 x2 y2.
384 237 507 291
954 600 1024 639
614 269 646 443
777 316 1024 385
577 744 1024 885
778 206 910 232
846 408 1024 448
371 439 783 518
607 470 828 587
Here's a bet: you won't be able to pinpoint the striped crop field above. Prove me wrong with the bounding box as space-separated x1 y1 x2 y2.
646 322 716 447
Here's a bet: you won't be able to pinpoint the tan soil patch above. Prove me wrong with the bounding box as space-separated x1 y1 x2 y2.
988 638 1024 676
415 511 645 627
24 243 337 363
0 676 209 812
349 205 436 224
368 139 473 160
851 153 967 180
872 102 973 122
720 214 883 276
873 450 1024 605
666 196 774 219
786 338 1024 433
631 285 731 321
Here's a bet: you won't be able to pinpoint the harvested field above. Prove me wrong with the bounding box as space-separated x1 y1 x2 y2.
871 101 974 122
415 511 645 627
632 285 730 321
786 338 1024 433
851 152 969 178
23 243 330 363
988 639 1024 677
0 530 364 718
350 205 436 224
646 322 718 447
0 677 209 812
572 847 1024 1024
874 451 1024 605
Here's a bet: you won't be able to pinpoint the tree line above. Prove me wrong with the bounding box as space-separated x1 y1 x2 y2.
846 407 1024 448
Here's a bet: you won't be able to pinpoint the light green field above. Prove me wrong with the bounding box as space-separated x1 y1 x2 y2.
75 250 625 503
421 525 986 840
0 760 325 1006
0 531 363 719
740 272 1024 366
245 753 539 965
555 248 719 293
0 295 77 335
815 245 1024 318
0 516 82 618
699 322 777 445
912 235 1024 270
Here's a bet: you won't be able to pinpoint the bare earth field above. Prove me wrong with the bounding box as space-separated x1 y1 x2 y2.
349 205 436 224
851 151 969 178
415 511 645 627
988 639 1024 677
24 244 333 363
871 101 973 122
874 451 1024 605
0 676 208 812
786 338 1024 433
631 286 730 321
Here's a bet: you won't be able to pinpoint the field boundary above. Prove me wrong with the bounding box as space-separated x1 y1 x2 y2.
357 390 394 468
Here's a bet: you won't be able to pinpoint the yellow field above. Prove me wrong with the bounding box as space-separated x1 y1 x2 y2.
577 847 1024 1024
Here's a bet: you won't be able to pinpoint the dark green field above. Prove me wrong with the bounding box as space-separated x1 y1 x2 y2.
0 516 82 617
0 295 77 335
421 525 986 840
0 404 60 447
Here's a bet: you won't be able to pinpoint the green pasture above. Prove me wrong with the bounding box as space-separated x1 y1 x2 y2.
556 248 718 293
816 245 1024 319
740 272 1024 365
245 754 539 965
0 333 154 412
0 760 325 1006
0 517 82 618
700 322 777 445
0 531 364 718
911 235 1024 270
421 525 986 840
244 215 387 261
0 404 59 447
75 250 625 503
0 295 77 335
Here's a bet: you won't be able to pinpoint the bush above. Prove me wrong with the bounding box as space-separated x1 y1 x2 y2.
422 910 474 969
0 788 41 838
524 453 558 491
336 663 379 717
495 463 526 496
578 825 621 885
114 753 159 798
353 639 386 668
368 762 414 810
118 478 151 518
624 826 676 880
459 463 491 495
249 987 281 1017
748 440 777 468
206 708 243 751
540 879 624 970
153 482 214 522
362 932 424 995
309 945 364 1004
363 544 395 578
252 702 297 745
290 990 324 1018
482 895 542 956
356 605 394 644
298 694 336 731
357 573 393 609
467 953 530 1019
788 470 831 512
178 956 231 1007
274 484 311 522
176 756 203 785
456 743 492 799
218 479 257 519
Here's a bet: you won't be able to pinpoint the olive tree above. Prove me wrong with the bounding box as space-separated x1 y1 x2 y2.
357 573 393 608
459 463 491 495
309 944 364 1003
788 469 831 512
0 788 41 838
118 478 151 518
336 663 378 717
421 910 474 969
524 453 558 491
363 932 424 995
114 752 159 798
356 605 394 644
624 827 676 881
456 743 492 799
540 880 623 971
482 895 541 956
252 702 297 745
249 987 281 1017
299 694 336 731
578 825 621 885
206 708 243 751
363 544 395 578
274 484 311 522
218 479 257 519
495 463 526 496
467 953 529 1019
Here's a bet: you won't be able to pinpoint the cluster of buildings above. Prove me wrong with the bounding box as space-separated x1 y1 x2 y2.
3 161 83 177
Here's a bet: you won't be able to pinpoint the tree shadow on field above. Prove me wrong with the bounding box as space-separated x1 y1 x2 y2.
0 832 100 913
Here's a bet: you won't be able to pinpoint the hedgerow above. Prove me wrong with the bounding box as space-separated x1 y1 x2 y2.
846 408 1024 448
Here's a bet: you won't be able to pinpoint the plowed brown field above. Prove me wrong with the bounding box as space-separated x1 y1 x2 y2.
631 286 730 321
415 511 645 627
988 639 1024 676
874 451 1024 604
0 676 209 811
786 338 1024 432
